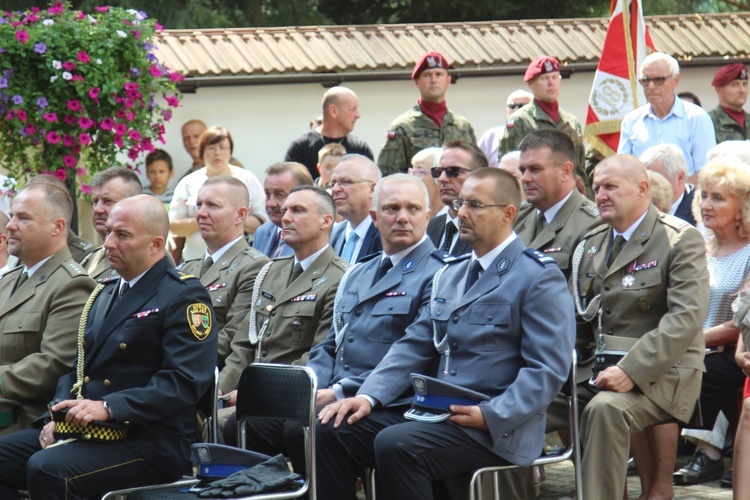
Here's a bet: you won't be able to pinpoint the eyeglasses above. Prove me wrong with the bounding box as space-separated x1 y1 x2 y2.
204 145 231 153
325 178 371 189
451 199 508 212
431 166 472 179
507 102 527 110
638 75 672 87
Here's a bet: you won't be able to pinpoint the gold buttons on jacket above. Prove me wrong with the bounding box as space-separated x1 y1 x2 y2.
119 343 127 350
104 379 111 386
84 376 90 383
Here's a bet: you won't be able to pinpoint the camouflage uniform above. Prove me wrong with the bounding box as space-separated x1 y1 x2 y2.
500 101 592 198
709 106 750 143
377 105 475 176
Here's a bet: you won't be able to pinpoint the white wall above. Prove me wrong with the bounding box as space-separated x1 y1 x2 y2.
150 65 719 185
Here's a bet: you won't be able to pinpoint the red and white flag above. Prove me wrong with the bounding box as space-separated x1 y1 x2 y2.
584 0 655 156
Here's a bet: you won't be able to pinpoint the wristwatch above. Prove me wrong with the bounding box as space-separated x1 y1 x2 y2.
102 400 112 420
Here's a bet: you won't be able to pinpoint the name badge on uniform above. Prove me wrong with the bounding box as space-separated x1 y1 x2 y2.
261 291 275 301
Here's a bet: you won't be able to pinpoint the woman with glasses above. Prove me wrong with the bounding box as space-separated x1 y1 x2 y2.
169 126 266 262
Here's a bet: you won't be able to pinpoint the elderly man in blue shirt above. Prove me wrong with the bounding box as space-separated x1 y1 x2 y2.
618 52 716 183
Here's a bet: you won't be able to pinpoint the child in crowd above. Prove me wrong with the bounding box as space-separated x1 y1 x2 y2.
143 149 175 205
316 142 346 190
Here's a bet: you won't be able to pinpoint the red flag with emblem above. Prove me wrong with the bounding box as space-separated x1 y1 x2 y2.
584 0 655 157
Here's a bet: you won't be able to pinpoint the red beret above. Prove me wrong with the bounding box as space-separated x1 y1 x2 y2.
412 52 449 80
524 56 561 83
712 63 748 87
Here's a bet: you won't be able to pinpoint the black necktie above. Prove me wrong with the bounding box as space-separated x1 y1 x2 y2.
373 257 393 285
289 263 304 285
120 282 130 297
441 221 457 252
200 256 213 278
607 235 626 267
465 260 483 293
106 281 130 319
12 271 28 295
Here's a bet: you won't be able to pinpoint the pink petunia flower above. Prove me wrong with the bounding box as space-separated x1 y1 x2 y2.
25 124 36 135
71 75 85 82
64 115 76 125
128 130 141 141
62 135 75 147
78 133 92 146
62 61 76 71
149 65 162 77
46 131 61 144
78 117 94 129
113 123 127 135
16 109 27 121
77 51 90 63
124 82 139 91
66 100 81 112
42 113 58 123
63 155 76 167
125 111 135 122
100 118 114 130
54 169 66 180
15 30 29 43
114 134 124 148
165 96 180 107
48 2 64 15
88 87 100 101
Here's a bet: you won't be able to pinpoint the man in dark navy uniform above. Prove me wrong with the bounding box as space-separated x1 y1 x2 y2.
0 195 217 500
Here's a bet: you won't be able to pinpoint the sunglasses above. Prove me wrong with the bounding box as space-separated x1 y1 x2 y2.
431 166 472 179
638 76 672 87
507 102 526 110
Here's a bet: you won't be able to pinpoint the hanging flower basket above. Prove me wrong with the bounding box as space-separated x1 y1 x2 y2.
0 1 182 198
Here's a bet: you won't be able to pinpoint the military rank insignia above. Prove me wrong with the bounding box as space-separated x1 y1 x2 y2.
187 303 212 340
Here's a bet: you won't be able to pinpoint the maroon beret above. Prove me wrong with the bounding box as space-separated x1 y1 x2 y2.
524 56 561 83
712 63 748 87
412 52 449 80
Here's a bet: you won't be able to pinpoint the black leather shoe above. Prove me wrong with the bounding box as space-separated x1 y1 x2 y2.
673 450 725 485
720 468 733 488
627 457 638 476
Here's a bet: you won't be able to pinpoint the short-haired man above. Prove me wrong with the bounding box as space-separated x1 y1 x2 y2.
316 168 574 499
219 186 348 424
709 62 750 143
640 143 697 226
243 174 450 473
181 119 208 179
329 155 383 263
252 162 313 258
478 89 533 167
0 183 96 434
285 87 373 181
179 176 269 368
515 130 600 279
572 155 708 499
25 174 96 264
426 140 488 257
378 51 476 175
0 195 216 498
618 52 716 182
0 211 14 277
500 56 590 196
81 167 143 281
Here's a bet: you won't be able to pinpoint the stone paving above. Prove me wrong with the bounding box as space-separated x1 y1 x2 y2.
538 457 733 499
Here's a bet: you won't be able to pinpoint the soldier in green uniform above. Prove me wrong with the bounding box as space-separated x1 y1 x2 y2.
500 55 591 198
708 63 750 143
179 176 269 368
218 185 347 443
377 51 475 175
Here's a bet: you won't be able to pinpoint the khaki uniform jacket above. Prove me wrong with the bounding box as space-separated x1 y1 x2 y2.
709 105 750 143
0 247 96 432
377 105 476 176
572 206 708 422
67 230 95 264
500 101 591 197
220 246 347 393
82 246 119 283
515 190 600 383
180 239 269 366
515 190 600 279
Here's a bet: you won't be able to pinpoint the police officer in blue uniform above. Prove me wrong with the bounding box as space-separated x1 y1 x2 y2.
243 174 450 472
0 195 217 500
316 168 575 500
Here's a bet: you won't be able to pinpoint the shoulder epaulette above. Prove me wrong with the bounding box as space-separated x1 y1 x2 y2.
443 253 471 264
0 265 23 282
659 212 691 231
63 260 88 277
272 254 294 262
243 247 268 260
70 238 94 251
332 257 350 271
358 252 380 264
430 249 452 263
524 248 557 267
581 203 600 218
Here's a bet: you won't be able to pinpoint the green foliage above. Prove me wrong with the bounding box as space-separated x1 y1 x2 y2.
0 2 181 196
